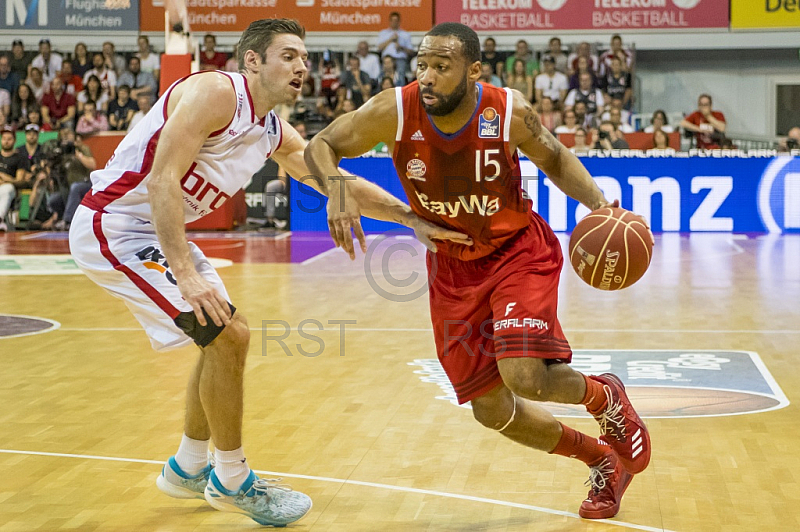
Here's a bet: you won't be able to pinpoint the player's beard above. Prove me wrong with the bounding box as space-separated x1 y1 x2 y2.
420 76 468 116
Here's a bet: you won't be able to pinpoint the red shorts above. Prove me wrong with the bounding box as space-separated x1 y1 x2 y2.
426 213 572 404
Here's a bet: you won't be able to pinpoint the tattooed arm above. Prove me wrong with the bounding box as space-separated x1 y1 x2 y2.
510 90 611 211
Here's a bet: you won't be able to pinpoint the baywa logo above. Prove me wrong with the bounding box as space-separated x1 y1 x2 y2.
758 156 800 233
6 0 48 26
671 0 701 8
536 0 567 11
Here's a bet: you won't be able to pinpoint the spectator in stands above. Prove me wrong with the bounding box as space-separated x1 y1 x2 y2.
680 94 726 149
568 42 599 76
24 107 50 131
9 40 31 81
593 121 629 150
0 126 30 231
480 63 503 87
571 128 591 155
225 45 239 72
78 75 109 114
118 57 157 103
600 56 632 109
10 84 37 126
555 108 579 134
76 100 108 136
102 41 126 78
377 12 414 81
41 77 76 130
481 37 507 79
48 129 96 230
31 39 62 85
137 36 161 83
26 67 48 103
200 34 227 71
380 76 395 92
128 94 152 132
568 56 598 91
355 41 381 85
108 85 138 131
573 101 596 129
339 56 372 109
18 123 44 170
779 126 800 152
601 97 630 124
505 40 538 78
546 37 569 74
605 106 634 134
643 110 673 133
565 72 604 118
72 43 92 79
380 55 405 88
599 35 631 76
0 87 9 119
320 57 341 106
83 53 117 101
652 129 670 150
0 55 20 100
506 59 533 103
535 56 569 107
538 96 562 133
59 60 83 96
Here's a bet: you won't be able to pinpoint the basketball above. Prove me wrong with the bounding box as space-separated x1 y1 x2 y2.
568 207 653 290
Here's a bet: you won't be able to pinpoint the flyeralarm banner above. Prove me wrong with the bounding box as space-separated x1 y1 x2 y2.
731 0 800 30
435 0 729 32
140 0 432 32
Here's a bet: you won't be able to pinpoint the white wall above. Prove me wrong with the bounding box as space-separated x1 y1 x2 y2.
636 50 800 138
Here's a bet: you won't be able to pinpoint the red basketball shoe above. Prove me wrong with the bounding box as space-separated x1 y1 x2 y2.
588 373 651 474
579 449 633 519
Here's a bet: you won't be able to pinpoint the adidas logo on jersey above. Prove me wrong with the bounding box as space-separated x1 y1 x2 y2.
410 130 425 141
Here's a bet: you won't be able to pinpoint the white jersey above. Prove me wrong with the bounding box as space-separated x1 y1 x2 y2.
82 71 282 223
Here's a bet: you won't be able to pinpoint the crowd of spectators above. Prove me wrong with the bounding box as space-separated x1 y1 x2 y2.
2 26 796 231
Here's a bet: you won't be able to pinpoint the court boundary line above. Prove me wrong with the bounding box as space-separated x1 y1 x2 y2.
0 448 673 532
51 326 800 334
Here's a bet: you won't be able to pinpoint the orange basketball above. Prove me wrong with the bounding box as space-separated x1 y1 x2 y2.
568 207 653 290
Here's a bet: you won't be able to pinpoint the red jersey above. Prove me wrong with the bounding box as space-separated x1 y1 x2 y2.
685 110 726 149
393 81 532 261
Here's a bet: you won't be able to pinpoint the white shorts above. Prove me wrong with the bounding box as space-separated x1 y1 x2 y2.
69 205 231 351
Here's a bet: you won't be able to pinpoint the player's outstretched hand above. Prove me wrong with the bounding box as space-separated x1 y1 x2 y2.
177 270 232 328
410 216 473 253
327 178 367 260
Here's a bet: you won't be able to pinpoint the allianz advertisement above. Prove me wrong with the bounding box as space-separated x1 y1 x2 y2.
289 155 800 234
2 0 139 31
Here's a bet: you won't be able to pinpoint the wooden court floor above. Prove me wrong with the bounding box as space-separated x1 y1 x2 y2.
0 231 798 531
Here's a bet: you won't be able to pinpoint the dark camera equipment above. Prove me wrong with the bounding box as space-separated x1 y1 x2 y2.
787 138 798 150
598 130 609 140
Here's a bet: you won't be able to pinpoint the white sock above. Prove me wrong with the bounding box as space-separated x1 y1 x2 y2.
215 447 251 492
174 434 209 476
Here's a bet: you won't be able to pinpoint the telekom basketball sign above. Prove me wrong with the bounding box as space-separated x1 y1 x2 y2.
436 0 729 31
140 0 432 32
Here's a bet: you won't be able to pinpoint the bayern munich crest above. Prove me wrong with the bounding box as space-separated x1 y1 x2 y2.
406 158 427 181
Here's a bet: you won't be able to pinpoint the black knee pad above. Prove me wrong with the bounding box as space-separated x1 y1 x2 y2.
173 303 237 348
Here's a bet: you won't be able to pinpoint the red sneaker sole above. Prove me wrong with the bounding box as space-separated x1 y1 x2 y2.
578 469 634 519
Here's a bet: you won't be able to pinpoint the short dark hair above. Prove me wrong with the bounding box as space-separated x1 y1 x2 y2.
118 84 131 93
390 12 400 19
204 34 216 42
484 37 495 45
237 19 305 71
698 93 712 105
425 23 480 63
